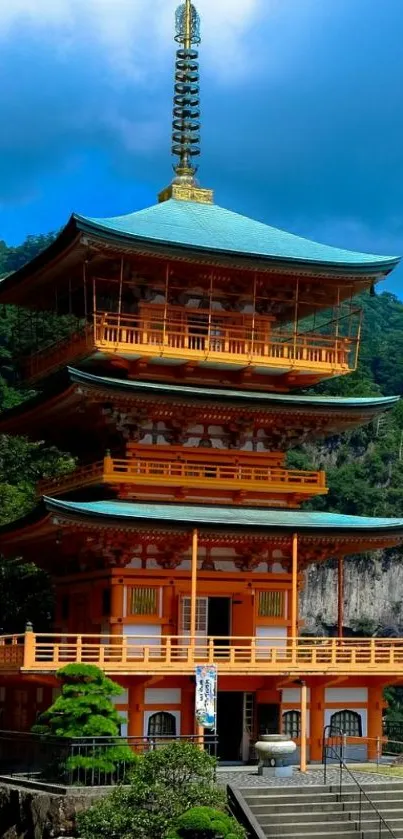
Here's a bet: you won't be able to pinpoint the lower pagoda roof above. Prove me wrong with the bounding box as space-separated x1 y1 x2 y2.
1 498 403 566
0 367 398 449
44 498 403 536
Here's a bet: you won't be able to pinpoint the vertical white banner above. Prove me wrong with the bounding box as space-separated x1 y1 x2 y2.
195 664 217 729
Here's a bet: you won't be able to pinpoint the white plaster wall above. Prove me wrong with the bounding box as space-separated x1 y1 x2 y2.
145 688 181 704
282 688 311 703
325 688 368 703
111 689 129 705
122 624 161 645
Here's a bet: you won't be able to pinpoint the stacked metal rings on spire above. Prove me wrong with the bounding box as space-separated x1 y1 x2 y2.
172 2 201 175
172 47 201 168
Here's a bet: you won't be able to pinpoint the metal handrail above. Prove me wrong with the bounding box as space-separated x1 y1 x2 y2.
323 725 398 839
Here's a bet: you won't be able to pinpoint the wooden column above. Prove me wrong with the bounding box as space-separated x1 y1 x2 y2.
300 681 307 773
110 577 124 637
337 556 344 638
291 533 298 639
190 529 198 646
128 682 144 737
310 682 325 762
367 683 384 761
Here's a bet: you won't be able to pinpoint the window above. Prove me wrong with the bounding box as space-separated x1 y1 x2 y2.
102 589 111 617
258 591 285 618
282 710 301 739
147 712 176 737
330 710 362 737
131 587 159 616
181 597 208 633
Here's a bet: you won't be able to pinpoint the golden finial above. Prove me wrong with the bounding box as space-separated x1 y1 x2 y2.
158 0 213 205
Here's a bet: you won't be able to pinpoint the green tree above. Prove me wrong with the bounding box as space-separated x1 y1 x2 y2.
0 557 53 633
32 663 135 779
167 807 245 839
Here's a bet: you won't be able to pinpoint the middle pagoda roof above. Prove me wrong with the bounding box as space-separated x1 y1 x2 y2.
0 366 397 452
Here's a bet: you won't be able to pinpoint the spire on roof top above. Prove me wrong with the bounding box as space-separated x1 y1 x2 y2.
158 0 213 205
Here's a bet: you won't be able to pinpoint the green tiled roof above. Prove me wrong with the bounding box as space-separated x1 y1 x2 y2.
75 200 399 274
44 497 403 535
69 368 400 413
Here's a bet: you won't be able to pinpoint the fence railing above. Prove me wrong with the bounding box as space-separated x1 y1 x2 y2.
3 633 403 675
323 727 398 839
38 454 326 498
0 730 218 787
19 305 360 383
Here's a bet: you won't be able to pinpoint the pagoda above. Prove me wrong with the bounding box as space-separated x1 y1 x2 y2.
0 0 403 765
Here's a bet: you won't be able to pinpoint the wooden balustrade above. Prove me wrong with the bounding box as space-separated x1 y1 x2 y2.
20 306 359 384
1 633 403 675
38 454 327 498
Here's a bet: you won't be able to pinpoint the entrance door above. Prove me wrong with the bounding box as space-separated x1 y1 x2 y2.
217 692 244 762
257 703 280 736
208 597 231 645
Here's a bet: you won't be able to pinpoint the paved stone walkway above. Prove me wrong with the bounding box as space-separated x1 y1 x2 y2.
217 766 403 788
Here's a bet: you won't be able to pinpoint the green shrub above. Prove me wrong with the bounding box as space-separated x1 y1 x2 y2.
77 742 228 839
167 806 246 839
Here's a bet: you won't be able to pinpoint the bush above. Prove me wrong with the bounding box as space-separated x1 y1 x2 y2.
77 742 229 839
167 806 246 838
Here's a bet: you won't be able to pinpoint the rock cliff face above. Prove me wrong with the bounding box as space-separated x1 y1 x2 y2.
300 550 403 635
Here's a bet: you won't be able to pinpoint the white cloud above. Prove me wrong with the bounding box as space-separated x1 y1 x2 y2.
0 0 264 82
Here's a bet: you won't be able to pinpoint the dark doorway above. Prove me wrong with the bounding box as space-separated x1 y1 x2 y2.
257 703 280 736
208 597 231 638
216 691 244 762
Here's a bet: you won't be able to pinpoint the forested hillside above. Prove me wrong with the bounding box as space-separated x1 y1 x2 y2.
1 233 403 634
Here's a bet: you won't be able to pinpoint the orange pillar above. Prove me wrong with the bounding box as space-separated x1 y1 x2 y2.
110 577 124 636
310 682 325 762
190 529 198 645
337 557 344 638
291 533 298 639
300 682 307 772
128 681 144 737
367 683 384 761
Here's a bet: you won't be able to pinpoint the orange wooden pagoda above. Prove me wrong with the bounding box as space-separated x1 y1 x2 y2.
0 0 402 764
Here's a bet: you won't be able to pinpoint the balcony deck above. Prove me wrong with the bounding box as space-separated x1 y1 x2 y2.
21 307 359 385
38 453 327 505
2 633 403 677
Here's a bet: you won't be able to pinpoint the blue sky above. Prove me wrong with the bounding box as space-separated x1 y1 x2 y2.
1 0 403 294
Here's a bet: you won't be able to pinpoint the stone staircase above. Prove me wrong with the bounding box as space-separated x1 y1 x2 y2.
237 781 403 839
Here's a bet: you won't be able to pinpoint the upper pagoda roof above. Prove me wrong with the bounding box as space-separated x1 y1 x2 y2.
0 199 399 301
76 199 399 274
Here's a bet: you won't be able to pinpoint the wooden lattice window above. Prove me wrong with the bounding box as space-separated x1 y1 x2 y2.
258 591 285 618
282 710 301 739
181 597 208 633
147 712 177 737
330 710 362 737
131 587 159 616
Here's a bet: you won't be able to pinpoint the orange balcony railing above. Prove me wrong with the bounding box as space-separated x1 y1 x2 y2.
2 633 403 676
20 306 360 384
38 453 327 501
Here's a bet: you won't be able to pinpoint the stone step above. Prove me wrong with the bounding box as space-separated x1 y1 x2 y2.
249 801 345 816
259 811 352 825
243 791 338 806
258 819 360 835
340 790 403 804
263 830 360 839
348 807 403 818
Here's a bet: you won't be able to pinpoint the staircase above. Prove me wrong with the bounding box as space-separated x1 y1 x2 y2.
232 781 403 839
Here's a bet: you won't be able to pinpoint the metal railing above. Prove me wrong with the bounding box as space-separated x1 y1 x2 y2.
323 726 398 839
0 730 218 787
38 453 326 498
4 632 403 675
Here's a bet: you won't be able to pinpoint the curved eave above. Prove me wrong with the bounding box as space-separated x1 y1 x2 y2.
44 498 403 539
68 368 400 414
0 216 80 298
75 214 399 279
